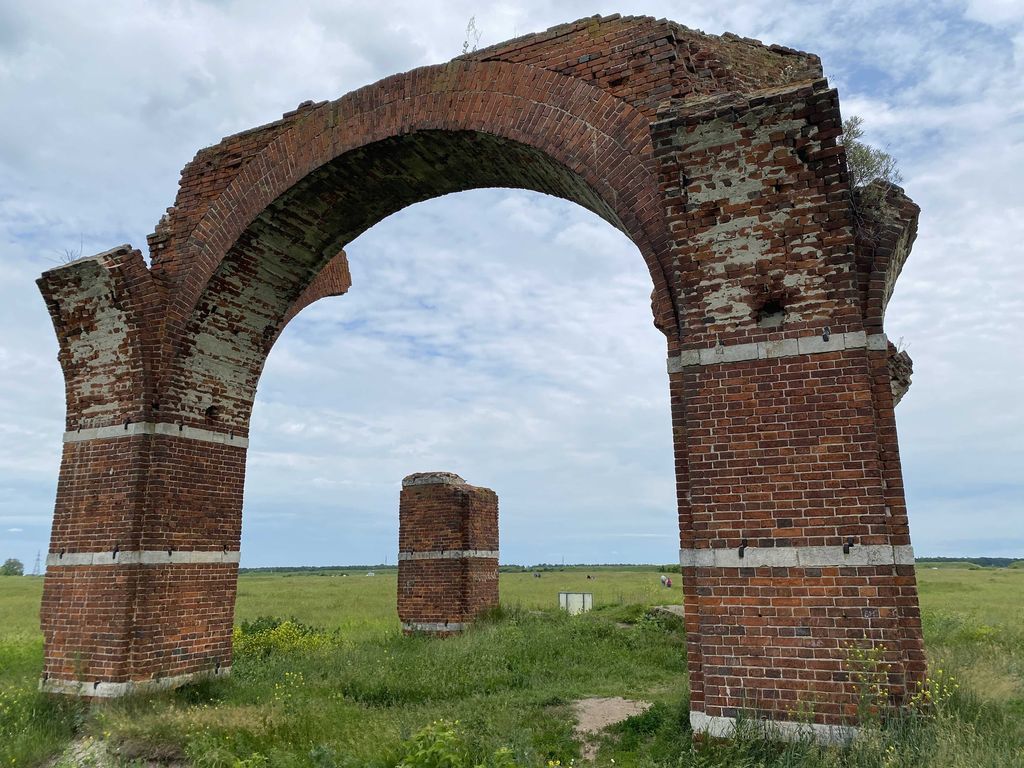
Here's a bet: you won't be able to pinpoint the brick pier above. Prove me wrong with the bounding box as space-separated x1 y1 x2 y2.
398 472 499 634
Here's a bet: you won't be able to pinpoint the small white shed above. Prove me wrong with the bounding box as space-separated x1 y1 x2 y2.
558 592 593 615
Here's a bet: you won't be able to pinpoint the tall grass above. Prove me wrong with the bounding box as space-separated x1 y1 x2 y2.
85 607 685 767
1 567 1022 766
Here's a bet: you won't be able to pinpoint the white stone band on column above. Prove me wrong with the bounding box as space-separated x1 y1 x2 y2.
46 550 241 567
679 544 914 569
63 422 248 447
690 711 858 744
40 667 231 697
667 332 888 372
401 621 466 633
397 550 499 561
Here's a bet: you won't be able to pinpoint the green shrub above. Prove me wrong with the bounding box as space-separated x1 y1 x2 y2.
397 720 520 768
398 720 469 768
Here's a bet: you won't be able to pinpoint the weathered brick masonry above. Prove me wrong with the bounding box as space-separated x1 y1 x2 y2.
398 473 499 634
37 13 924 737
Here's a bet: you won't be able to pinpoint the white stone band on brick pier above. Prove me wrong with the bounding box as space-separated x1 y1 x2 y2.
690 711 858 744
397 550 499 561
40 667 231 698
46 550 241 567
62 422 248 447
401 621 466 633
679 544 914 569
667 332 888 372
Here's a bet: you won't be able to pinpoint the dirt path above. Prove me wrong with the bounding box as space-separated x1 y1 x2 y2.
49 737 186 768
573 696 652 760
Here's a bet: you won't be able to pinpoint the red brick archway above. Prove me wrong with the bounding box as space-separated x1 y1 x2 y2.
37 14 925 740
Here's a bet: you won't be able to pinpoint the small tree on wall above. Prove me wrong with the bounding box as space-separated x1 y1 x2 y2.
1 558 24 576
841 115 903 222
841 115 906 247
842 115 902 191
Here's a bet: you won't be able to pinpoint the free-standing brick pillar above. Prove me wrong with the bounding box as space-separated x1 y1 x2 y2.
37 13 925 739
398 473 499 634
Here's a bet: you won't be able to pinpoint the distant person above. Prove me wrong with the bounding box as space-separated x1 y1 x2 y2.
665 577 672 588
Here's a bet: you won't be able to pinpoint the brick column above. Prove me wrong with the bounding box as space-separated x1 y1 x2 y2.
397 473 499 634
670 336 917 741
655 82 926 740
37 249 242 696
40 426 245 696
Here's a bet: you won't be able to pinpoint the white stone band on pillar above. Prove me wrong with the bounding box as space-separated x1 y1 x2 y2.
46 550 241 567
63 422 248 447
690 711 858 744
40 667 231 698
667 332 888 372
397 550 499 561
679 544 914 569
401 621 466 633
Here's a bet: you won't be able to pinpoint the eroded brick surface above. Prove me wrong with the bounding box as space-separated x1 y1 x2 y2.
129 564 237 679
688 564 922 721
36 13 925 727
40 565 138 682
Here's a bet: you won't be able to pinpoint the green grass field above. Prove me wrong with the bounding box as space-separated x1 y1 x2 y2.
1 566 1022 767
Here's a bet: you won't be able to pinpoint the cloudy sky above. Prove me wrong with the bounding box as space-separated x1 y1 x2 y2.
0 0 1021 569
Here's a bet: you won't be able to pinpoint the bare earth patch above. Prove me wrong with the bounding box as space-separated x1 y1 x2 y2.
48 737 113 768
49 736 187 768
573 696 652 760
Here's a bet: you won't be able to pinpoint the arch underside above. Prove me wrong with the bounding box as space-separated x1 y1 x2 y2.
148 59 681 407
171 129 634 429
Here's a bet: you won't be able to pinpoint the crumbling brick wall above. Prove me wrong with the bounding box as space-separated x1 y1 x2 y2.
37 13 924 737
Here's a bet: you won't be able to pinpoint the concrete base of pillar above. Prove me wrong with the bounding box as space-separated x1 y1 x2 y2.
40 666 231 699
690 711 859 745
401 621 466 635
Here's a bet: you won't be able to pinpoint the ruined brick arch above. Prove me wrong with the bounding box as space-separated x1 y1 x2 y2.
38 14 926 742
158 61 678 428
167 60 674 327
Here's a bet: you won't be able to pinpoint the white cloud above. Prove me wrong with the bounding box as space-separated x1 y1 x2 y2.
964 0 1024 26
0 1 1020 567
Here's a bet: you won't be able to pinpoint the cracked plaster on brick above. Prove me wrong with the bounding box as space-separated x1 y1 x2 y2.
48 263 137 424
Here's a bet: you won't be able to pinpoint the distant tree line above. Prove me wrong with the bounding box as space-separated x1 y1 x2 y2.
239 563 683 575
917 557 1021 568
234 559 1023 575
238 564 398 574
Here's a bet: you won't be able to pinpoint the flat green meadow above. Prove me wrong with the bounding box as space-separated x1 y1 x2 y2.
1 565 1022 767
